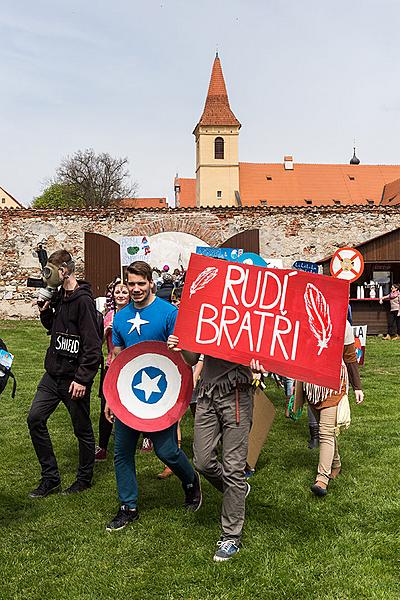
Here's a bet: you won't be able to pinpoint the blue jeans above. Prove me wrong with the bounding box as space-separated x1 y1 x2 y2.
114 419 195 508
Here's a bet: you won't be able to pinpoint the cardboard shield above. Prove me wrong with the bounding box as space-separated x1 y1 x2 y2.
103 341 193 432
246 387 276 470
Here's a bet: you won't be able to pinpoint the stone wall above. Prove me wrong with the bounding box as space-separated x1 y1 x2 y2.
1 205 400 318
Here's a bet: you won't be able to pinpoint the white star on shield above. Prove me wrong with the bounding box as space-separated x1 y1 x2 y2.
127 312 149 335
133 370 162 402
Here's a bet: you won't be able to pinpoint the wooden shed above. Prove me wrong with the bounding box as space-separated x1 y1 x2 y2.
317 227 400 334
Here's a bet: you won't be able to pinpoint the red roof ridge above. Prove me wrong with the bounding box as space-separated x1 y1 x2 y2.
239 161 400 167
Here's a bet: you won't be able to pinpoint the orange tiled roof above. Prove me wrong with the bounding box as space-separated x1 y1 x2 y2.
195 54 240 129
175 178 196 208
381 177 400 206
115 197 167 208
238 162 400 207
174 163 400 208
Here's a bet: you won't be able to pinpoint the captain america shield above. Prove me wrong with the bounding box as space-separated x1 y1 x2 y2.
103 341 193 431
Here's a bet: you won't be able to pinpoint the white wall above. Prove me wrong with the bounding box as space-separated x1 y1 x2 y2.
148 231 209 270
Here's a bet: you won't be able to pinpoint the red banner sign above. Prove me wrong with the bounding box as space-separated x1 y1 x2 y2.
174 254 350 390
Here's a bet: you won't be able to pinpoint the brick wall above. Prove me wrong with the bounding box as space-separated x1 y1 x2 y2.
1 205 399 318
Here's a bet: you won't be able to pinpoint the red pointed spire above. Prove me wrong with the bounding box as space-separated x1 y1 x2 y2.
197 54 240 128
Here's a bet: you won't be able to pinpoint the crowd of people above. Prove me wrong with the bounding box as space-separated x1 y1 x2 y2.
24 250 364 563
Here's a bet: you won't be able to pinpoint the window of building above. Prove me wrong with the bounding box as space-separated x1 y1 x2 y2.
1 198 5 204
216 190 222 198
260 200 268 206
266 176 272 181
214 137 224 159
348 175 355 181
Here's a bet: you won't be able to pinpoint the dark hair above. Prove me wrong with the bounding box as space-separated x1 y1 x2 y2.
126 261 153 283
48 250 74 271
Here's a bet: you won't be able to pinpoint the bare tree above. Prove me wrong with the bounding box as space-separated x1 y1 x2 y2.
56 149 138 208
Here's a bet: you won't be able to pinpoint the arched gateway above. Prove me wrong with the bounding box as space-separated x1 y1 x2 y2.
84 228 260 296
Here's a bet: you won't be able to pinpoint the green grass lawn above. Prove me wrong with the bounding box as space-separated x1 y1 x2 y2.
0 320 399 600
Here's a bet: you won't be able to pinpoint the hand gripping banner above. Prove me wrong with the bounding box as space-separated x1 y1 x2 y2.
174 253 350 391
103 341 193 431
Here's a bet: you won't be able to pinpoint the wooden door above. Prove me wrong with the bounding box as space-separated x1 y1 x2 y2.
84 232 121 297
220 229 260 253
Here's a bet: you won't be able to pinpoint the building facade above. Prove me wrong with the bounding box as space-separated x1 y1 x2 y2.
175 54 400 209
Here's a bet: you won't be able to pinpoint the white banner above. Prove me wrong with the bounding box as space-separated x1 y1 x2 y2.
120 236 151 266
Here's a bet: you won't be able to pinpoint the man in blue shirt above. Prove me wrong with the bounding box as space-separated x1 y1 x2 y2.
104 261 201 530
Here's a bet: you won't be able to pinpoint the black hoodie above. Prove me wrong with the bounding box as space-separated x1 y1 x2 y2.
40 282 102 385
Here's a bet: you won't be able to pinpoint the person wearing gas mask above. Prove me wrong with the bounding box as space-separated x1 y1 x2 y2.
27 250 102 498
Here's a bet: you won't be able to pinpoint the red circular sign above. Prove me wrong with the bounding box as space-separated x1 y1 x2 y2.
103 341 193 432
330 247 364 283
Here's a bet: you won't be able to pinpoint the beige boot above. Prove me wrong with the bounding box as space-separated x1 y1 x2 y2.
157 466 173 479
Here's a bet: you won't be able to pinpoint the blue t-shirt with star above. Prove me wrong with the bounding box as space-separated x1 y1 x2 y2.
112 296 177 349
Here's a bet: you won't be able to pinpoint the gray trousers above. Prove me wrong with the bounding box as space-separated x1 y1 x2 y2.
193 388 253 543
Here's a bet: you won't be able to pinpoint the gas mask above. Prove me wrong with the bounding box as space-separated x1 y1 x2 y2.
37 259 74 306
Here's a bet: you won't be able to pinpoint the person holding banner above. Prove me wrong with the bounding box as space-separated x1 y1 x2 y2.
253 321 364 497
104 261 202 531
168 334 253 562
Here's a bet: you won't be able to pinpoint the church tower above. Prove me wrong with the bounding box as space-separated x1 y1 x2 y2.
193 53 241 207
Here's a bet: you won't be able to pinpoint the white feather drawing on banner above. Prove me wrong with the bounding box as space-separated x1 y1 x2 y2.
304 283 333 355
190 266 218 297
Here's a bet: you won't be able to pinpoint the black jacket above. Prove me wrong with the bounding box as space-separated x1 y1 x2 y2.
40 282 102 385
156 282 174 303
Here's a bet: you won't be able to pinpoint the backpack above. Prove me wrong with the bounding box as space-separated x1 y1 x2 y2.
0 338 16 398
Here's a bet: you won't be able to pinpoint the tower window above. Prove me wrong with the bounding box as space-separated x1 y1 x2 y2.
217 190 222 198
214 137 224 159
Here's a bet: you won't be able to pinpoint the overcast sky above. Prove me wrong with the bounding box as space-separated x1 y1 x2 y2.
1 0 399 206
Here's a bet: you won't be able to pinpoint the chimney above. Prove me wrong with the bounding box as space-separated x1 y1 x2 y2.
174 174 181 207
284 155 294 170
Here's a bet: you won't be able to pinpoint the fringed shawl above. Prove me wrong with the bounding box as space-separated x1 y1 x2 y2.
304 360 349 405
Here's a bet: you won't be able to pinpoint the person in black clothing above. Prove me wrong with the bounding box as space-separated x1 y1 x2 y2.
156 272 174 303
27 250 102 498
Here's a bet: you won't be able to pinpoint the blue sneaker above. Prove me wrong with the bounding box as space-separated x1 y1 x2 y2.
244 468 255 479
213 539 240 562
